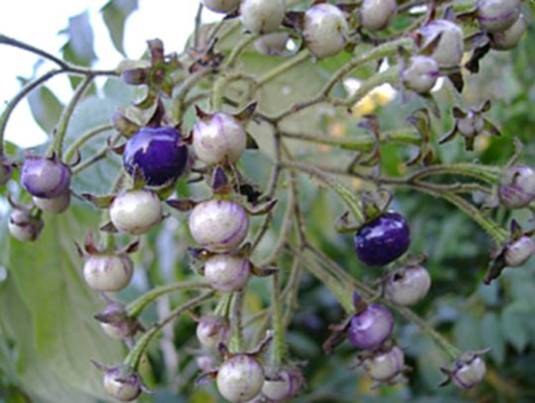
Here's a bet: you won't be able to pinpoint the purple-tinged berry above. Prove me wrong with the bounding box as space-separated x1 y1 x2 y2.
360 0 397 31
451 354 486 389
240 0 286 35
204 254 250 292
347 304 394 350
192 113 247 165
95 302 141 340
490 14 527 50
217 354 264 402
196 316 230 350
21 156 70 198
354 212 411 266
202 0 240 14
401 55 440 94
196 355 217 372
417 20 464 68
262 368 304 401
385 265 431 306
123 126 188 187
304 4 349 58
83 254 134 292
110 190 162 235
254 32 289 56
364 346 405 382
477 0 521 33
8 208 44 242
498 165 535 209
33 191 70 214
103 367 142 402
504 236 535 267
189 200 249 252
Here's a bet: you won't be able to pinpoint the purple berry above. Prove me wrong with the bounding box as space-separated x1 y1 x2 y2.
110 190 162 235
477 0 521 33
123 127 188 187
385 265 431 306
354 212 411 266
204 254 250 292
504 236 535 267
21 156 70 198
303 4 349 58
364 346 405 382
347 304 394 350
491 14 527 50
8 208 44 242
498 165 535 209
83 253 134 292
360 0 397 31
196 315 229 350
262 368 304 401
451 355 486 389
401 55 440 94
417 20 464 68
188 200 249 252
217 354 264 402
33 191 70 214
103 367 142 402
96 303 140 340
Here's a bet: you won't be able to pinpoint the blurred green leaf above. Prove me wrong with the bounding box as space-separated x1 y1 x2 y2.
101 0 138 56
26 86 63 135
480 312 505 364
501 303 531 352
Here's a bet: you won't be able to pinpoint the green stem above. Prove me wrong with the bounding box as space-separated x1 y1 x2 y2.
223 34 258 69
71 133 122 174
229 290 245 353
63 124 113 163
171 68 213 121
408 163 501 184
271 273 286 366
127 280 211 318
256 49 311 86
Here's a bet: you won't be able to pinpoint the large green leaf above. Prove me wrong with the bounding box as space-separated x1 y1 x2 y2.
26 85 64 135
101 0 139 55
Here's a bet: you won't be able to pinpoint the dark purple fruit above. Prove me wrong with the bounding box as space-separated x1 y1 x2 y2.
347 304 394 350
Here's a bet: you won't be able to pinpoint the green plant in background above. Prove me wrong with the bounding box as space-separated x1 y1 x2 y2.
1 0 535 402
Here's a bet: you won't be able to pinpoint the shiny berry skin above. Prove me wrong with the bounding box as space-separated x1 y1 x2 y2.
347 304 394 350
254 32 289 56
202 0 240 14
360 0 397 31
304 4 349 58
401 55 440 94
110 190 162 235
498 165 535 209
452 355 486 389
217 354 264 402
477 0 521 33
385 265 431 306
188 200 249 252
21 157 71 199
8 209 44 242
103 367 142 402
196 315 229 350
417 20 464 68
240 0 286 35
364 346 405 382
192 113 247 165
123 127 188 187
504 236 535 267
204 254 250 292
262 369 303 401
83 254 134 292
491 14 527 50
33 191 70 214
354 212 411 266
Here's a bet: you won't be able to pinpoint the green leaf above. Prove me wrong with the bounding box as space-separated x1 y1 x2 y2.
501 303 532 352
480 312 505 364
26 86 63 134
61 12 97 66
101 0 138 55
454 313 483 351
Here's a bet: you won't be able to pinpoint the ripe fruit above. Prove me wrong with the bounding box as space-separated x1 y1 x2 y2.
360 0 397 31
188 200 249 252
83 254 134 292
123 126 188 187
204 254 250 292
385 265 431 306
504 236 535 267
202 0 240 14
354 212 411 266
417 20 464 68
21 156 71 198
347 304 394 350
240 0 286 35
8 209 44 242
498 165 535 209
192 113 247 165
401 55 440 94
303 4 349 58
196 316 229 350
364 346 405 382
103 367 142 402
217 355 264 402
451 355 486 389
490 15 527 50
254 32 289 56
477 0 521 33
261 369 303 401
33 191 70 214
110 190 162 235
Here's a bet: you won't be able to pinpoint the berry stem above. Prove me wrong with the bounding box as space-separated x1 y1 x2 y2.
223 34 259 70
229 290 245 353
271 273 287 366
63 124 114 164
256 49 311 86
407 163 501 184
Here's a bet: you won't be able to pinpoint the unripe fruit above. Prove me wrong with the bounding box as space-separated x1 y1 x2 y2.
192 113 247 165
110 190 162 235
262 369 303 401
21 157 71 199
103 367 142 402
189 200 249 252
8 209 44 242
240 0 286 35
360 0 397 31
364 346 405 382
196 316 229 350
491 14 527 50
303 4 349 58
123 127 188 187
401 56 440 94
477 0 521 33
504 236 535 267
100 322 132 340
254 32 289 56
457 111 485 138
498 165 535 209
385 265 431 306
452 356 486 389
33 191 70 214
202 0 240 14
204 254 250 292
347 304 394 350
83 254 134 292
217 355 264 402
418 20 464 68
196 355 217 372
354 212 411 267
